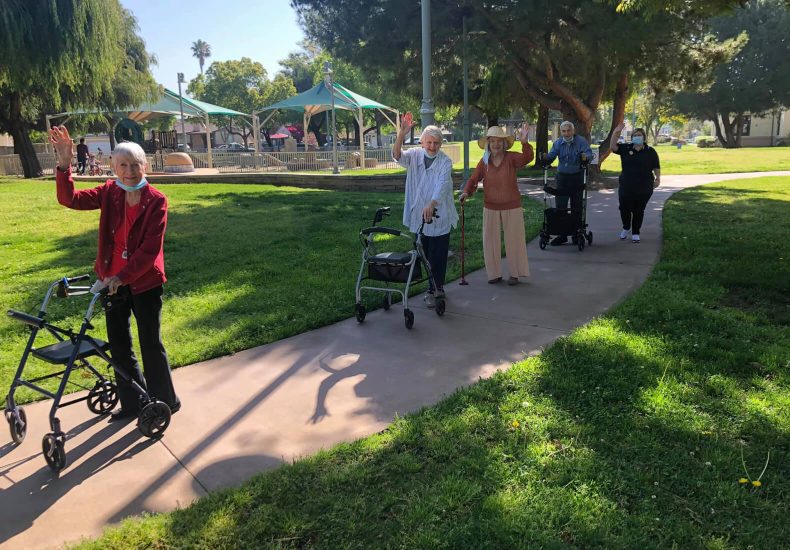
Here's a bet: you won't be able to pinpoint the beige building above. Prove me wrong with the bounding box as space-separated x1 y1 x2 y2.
739 109 787 147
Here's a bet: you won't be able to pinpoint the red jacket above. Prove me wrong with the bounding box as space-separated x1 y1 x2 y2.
56 167 168 295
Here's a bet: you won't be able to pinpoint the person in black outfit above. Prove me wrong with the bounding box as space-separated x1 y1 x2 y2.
76 138 89 175
610 124 661 243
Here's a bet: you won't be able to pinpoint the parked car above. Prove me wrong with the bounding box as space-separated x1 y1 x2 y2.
217 142 254 152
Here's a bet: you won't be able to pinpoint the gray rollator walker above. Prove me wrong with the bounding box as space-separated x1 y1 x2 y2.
354 206 445 329
4 275 172 473
538 152 594 251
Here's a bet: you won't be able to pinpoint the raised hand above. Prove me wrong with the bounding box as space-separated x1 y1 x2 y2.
519 121 533 143
614 121 626 135
400 111 415 134
49 126 74 170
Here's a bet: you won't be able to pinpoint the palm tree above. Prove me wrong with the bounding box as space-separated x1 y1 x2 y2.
191 39 211 74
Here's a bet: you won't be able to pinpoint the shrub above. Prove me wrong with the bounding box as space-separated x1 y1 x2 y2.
696 136 720 148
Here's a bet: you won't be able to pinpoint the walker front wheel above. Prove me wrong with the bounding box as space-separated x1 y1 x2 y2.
7 407 27 444
404 309 414 329
87 381 119 415
435 298 446 317
355 303 366 323
137 401 171 439
42 433 67 472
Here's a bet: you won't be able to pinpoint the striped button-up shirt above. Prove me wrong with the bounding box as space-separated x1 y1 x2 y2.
395 147 458 236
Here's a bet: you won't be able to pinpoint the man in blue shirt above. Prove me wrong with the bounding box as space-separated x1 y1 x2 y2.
544 121 593 245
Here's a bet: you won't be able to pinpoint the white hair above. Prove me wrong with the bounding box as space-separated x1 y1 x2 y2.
420 125 444 143
560 121 575 131
112 141 147 167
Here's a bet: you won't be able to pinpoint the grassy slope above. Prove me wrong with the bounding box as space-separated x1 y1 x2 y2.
75 178 789 548
0 180 541 404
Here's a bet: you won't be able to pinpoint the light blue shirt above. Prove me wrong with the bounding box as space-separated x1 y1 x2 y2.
546 135 593 174
395 148 458 236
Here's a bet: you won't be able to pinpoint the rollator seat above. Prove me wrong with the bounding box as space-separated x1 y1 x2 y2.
368 252 413 266
32 338 110 365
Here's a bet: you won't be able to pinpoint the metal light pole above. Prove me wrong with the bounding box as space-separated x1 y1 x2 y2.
420 0 435 127
177 73 187 151
462 13 470 181
324 62 339 174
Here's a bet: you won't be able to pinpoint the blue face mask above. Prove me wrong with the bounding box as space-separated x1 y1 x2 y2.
632 136 644 146
115 177 148 192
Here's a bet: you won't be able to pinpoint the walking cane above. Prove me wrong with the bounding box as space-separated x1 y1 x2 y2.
459 201 469 285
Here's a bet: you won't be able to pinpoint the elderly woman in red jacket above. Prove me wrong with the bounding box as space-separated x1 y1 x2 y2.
49 126 180 421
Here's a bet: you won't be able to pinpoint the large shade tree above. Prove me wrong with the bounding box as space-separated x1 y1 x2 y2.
0 1 157 177
674 0 790 148
291 0 737 173
187 57 297 147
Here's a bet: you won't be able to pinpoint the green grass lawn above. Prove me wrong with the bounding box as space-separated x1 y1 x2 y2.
0 180 542 405
74 176 789 549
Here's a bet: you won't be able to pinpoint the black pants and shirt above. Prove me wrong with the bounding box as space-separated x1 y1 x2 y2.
105 285 179 412
613 144 661 236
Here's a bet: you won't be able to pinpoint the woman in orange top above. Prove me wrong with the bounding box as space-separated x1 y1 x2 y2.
460 124 534 285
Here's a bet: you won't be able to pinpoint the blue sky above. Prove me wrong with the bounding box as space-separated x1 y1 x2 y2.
121 0 305 95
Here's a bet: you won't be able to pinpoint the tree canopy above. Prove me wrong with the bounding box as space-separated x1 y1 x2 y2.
674 0 790 147
0 0 158 177
292 0 737 171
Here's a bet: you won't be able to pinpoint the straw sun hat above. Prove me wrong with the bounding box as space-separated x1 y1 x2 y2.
478 126 515 150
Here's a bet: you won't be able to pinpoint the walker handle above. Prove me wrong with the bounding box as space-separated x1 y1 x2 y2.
66 274 91 284
7 309 45 329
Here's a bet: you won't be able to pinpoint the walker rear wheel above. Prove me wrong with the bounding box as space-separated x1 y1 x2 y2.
42 433 67 472
87 381 119 415
355 303 366 323
137 401 171 439
587 231 593 245
435 298 446 317
382 295 391 311
7 407 27 444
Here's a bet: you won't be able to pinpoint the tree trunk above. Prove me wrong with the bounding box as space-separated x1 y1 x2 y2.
734 113 743 148
535 104 549 166
717 113 739 148
591 73 629 181
8 92 43 178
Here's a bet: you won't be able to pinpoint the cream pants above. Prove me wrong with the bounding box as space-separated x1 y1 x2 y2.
482 207 530 280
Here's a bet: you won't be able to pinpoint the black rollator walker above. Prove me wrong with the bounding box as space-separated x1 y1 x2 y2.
4 275 172 473
538 153 594 251
354 206 445 329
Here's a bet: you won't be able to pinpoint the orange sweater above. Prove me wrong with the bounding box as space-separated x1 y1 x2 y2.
463 142 534 210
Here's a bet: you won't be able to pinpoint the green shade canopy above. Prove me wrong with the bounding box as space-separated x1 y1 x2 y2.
256 81 394 116
48 88 247 122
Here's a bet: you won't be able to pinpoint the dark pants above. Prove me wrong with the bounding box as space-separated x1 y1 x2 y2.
105 285 178 412
619 186 653 235
77 157 87 175
554 172 584 229
422 233 450 293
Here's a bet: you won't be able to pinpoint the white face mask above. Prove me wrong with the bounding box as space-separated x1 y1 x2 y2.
424 152 438 159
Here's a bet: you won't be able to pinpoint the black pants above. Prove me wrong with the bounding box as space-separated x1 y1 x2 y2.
555 172 584 229
77 157 87 175
619 186 653 235
105 285 178 412
422 233 450 293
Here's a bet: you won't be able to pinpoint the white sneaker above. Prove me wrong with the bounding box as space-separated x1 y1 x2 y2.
619 229 628 240
424 293 436 308
632 234 641 243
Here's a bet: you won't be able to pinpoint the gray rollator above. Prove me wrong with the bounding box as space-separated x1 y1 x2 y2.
4 275 172 473
354 206 445 329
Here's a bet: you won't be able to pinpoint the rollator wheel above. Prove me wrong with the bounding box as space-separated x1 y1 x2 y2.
382 295 390 311
137 401 171 439
435 298 446 317
42 433 67 472
87 381 119 415
355 303 366 323
587 231 593 245
539 237 548 250
404 309 414 330
7 407 27 444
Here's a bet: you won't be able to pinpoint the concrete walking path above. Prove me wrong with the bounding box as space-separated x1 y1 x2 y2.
1 171 787 549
